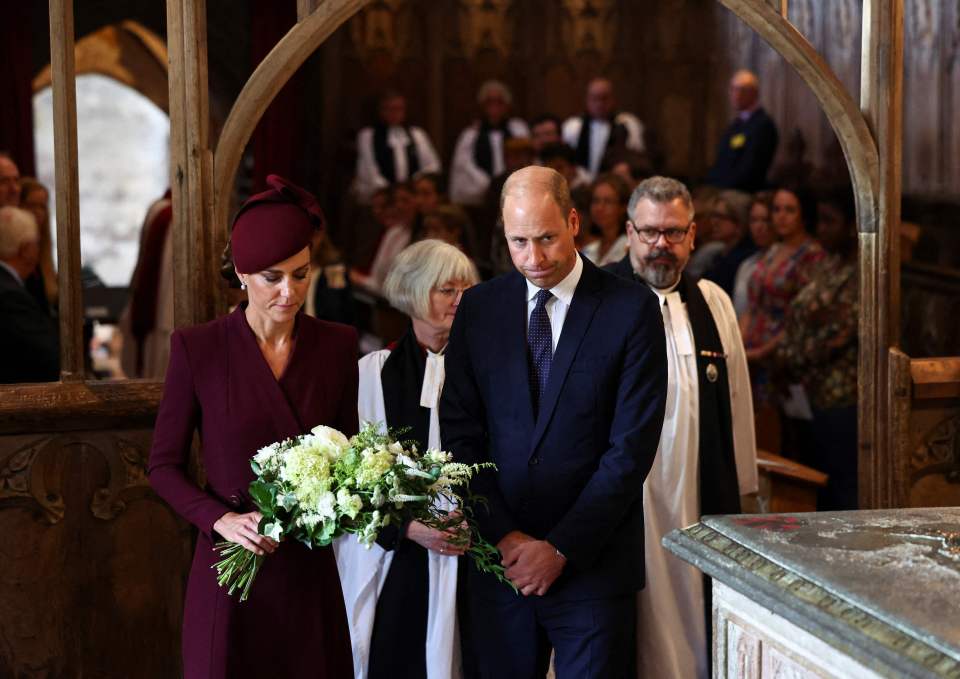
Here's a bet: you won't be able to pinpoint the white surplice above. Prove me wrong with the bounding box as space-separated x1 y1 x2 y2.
637 279 758 679
352 125 442 203
334 349 461 679
448 118 530 205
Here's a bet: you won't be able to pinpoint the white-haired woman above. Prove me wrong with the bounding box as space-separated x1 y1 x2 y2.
448 79 530 206
335 239 480 679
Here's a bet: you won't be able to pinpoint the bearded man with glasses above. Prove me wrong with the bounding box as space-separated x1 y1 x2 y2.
605 176 758 679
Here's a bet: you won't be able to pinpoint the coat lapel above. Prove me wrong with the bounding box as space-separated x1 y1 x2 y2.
230 305 306 441
530 260 601 453
503 272 536 433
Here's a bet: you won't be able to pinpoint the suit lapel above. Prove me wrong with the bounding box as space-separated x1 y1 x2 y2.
503 272 536 433
530 261 601 453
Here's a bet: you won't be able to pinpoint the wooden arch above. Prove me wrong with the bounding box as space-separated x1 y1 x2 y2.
168 0 902 508
715 3 902 509
717 0 879 230
212 0 371 233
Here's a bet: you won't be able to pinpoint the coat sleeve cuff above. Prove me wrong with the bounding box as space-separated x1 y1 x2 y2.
196 501 232 542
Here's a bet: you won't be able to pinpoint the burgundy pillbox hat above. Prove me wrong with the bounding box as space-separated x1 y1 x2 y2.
230 174 326 273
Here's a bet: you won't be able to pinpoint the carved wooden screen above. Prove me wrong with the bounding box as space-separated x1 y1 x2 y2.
0 2 183 676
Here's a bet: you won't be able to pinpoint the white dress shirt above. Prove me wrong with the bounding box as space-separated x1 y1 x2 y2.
524 254 583 353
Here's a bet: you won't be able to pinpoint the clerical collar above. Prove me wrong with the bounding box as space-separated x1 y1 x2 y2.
648 276 682 305
526 253 583 306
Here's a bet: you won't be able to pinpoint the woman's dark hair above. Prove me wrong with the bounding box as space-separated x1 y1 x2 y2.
220 240 242 288
774 184 818 234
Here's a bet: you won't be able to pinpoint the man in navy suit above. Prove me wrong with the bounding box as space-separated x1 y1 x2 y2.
705 69 779 192
441 166 667 678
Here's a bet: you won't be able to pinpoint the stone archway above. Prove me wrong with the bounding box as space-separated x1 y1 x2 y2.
33 21 169 114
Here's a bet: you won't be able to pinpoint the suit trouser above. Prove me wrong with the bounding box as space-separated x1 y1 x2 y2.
467 586 637 679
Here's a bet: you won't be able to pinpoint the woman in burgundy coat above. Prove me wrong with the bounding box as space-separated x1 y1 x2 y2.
148 176 356 678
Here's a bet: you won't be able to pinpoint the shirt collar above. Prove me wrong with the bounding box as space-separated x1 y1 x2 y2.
737 105 759 122
0 260 23 286
526 253 583 305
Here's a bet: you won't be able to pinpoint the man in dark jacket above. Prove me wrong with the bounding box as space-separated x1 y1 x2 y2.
0 206 59 383
442 166 666 678
706 70 779 192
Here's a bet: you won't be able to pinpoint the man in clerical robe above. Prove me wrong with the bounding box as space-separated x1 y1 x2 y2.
352 91 441 204
449 80 530 206
605 175 758 679
562 78 644 182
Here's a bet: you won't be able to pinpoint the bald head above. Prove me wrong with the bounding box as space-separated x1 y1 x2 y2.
501 165 573 218
501 166 580 289
730 69 760 112
586 77 616 118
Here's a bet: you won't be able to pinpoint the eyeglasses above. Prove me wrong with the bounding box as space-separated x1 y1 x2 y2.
434 286 471 298
629 220 693 244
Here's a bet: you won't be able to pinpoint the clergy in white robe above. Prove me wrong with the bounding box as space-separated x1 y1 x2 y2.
562 78 644 181
449 80 530 206
334 239 479 679
353 93 441 203
606 176 757 679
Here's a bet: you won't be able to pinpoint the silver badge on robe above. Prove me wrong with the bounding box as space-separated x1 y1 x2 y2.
706 362 719 383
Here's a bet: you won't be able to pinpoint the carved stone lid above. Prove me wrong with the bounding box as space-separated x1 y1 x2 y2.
665 508 960 677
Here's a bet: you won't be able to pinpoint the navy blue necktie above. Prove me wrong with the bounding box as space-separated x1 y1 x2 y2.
528 288 554 413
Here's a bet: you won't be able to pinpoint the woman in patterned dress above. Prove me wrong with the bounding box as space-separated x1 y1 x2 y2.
740 186 825 411
777 188 859 509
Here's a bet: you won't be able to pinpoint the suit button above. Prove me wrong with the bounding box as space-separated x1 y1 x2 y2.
529 456 540 466
229 494 242 507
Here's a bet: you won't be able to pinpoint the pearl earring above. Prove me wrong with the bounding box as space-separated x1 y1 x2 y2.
240 280 247 290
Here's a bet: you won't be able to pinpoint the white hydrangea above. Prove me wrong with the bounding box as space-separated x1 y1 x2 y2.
336 488 363 520
314 490 337 521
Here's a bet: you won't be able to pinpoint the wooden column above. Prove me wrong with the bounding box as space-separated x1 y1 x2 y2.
167 0 214 328
859 0 904 508
48 0 83 382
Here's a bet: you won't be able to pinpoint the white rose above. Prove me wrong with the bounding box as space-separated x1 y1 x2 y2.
309 425 351 452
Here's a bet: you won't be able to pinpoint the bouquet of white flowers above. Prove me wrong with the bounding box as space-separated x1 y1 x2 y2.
213 422 506 601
